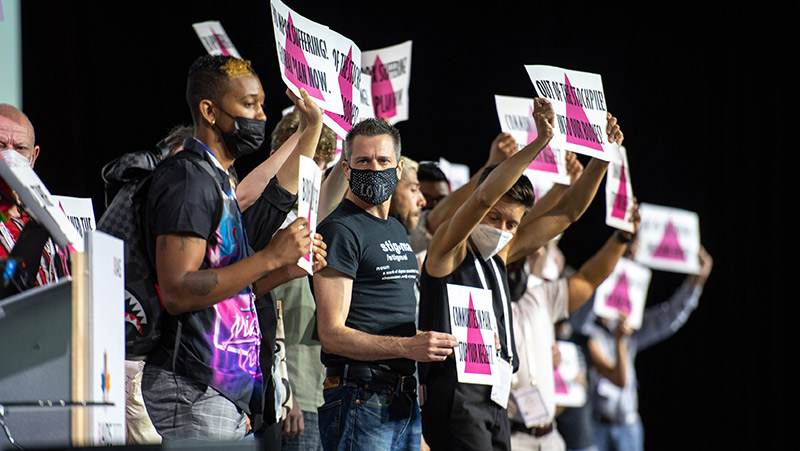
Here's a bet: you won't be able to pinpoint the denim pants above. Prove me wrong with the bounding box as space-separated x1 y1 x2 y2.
593 418 643 451
318 374 421 451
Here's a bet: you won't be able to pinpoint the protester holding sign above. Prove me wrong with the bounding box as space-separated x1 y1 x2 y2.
417 99 550 450
585 245 713 451
140 54 314 441
504 201 640 450
417 97 624 450
313 118 457 451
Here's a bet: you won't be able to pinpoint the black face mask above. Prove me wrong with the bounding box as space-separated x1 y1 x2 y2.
348 166 399 205
216 108 266 159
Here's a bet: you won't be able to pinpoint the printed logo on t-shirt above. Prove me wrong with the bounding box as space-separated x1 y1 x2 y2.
380 239 413 262
375 239 417 281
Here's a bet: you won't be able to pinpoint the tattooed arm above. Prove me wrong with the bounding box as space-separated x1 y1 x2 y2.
155 217 313 314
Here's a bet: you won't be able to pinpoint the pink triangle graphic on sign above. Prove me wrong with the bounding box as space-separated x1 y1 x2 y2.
283 13 325 101
371 55 397 119
611 161 628 219
653 220 686 261
527 104 559 174
554 368 568 395
325 46 356 134
464 293 492 375
564 74 603 152
212 31 232 56
605 271 632 316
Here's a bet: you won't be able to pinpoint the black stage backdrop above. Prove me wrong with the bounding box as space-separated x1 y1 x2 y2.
16 2 786 449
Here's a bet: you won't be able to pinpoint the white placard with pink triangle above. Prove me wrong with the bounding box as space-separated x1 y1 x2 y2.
270 0 344 115
192 21 242 58
524 65 621 162
592 257 651 330
554 340 587 408
633 203 701 274
362 40 412 125
494 94 570 185
446 283 499 385
604 145 635 232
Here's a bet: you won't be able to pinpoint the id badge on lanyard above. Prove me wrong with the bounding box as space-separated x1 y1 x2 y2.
472 254 513 408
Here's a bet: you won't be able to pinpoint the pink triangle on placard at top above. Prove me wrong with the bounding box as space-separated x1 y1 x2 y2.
653 220 686 261
325 46 356 133
371 55 397 118
611 161 628 219
464 293 492 375
527 104 559 174
564 74 603 152
212 32 232 56
284 13 325 101
605 271 632 316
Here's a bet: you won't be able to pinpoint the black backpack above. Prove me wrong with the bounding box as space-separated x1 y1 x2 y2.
97 146 223 360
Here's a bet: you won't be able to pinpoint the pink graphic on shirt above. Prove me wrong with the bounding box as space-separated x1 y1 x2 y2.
611 161 628 219
554 368 568 395
203 187 262 387
652 220 686 261
564 74 603 152
371 55 397 118
465 294 493 375
211 297 262 380
325 46 357 134
284 13 325 101
605 271 632 316
527 104 559 174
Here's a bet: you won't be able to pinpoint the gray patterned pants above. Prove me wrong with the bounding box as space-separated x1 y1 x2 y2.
141 364 248 442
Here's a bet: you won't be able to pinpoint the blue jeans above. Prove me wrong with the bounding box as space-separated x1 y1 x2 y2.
593 418 643 451
318 374 421 451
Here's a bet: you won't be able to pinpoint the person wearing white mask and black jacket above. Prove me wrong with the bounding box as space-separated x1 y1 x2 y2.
417 98 625 451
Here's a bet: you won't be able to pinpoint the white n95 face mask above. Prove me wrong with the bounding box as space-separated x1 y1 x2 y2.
1 150 32 168
470 223 513 260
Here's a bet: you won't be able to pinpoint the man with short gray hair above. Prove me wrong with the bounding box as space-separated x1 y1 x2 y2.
314 118 457 451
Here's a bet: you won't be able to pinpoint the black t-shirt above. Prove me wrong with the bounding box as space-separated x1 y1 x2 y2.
317 199 418 375
144 139 265 414
417 250 519 385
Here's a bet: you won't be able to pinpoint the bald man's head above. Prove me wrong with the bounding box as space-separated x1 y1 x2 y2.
0 104 39 167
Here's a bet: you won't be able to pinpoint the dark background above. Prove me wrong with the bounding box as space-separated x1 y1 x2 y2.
16 1 786 449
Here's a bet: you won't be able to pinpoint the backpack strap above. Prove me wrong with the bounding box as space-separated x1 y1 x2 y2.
170 151 226 237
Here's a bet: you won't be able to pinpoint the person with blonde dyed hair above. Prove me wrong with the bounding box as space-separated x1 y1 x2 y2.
140 54 325 442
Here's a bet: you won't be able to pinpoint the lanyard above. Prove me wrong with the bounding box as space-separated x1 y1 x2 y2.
193 139 252 261
194 139 227 172
472 252 514 364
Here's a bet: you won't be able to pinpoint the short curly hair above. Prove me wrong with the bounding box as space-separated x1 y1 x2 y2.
270 110 338 168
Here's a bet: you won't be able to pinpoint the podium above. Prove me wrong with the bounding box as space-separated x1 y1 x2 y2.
0 157 126 449
0 279 73 448
0 231 125 449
